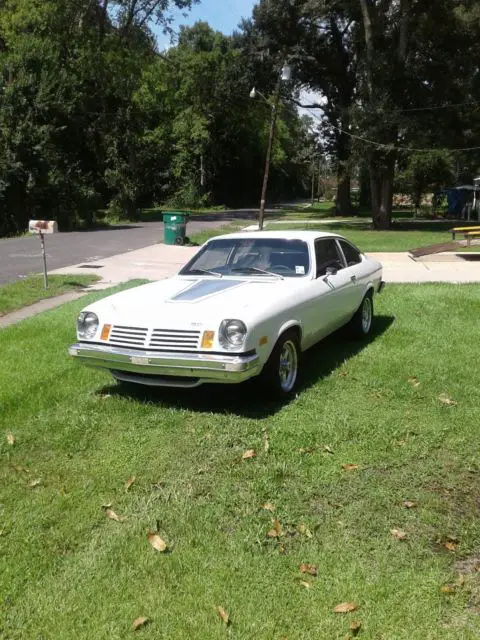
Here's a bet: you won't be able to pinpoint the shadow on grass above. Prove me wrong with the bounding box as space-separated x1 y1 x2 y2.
98 315 394 419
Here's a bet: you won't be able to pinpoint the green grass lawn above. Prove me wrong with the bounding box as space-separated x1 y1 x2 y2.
278 222 460 253
0 274 100 316
189 219 472 253
1 283 480 639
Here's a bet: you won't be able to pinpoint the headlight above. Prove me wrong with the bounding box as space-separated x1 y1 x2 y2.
77 312 99 340
219 319 247 350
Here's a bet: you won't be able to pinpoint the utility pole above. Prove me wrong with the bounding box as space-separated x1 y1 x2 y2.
258 80 281 231
311 157 316 206
200 154 205 188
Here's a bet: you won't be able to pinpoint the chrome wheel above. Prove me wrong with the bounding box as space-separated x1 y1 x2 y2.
278 340 298 392
361 296 372 334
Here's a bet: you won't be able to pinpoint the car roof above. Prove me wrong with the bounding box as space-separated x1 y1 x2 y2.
207 230 344 242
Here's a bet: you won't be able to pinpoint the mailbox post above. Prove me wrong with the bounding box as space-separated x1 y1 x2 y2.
28 220 58 289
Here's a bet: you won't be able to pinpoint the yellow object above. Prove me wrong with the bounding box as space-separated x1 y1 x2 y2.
201 331 215 349
259 336 268 346
100 324 112 341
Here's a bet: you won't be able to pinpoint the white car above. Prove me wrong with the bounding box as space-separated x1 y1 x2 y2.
69 231 383 396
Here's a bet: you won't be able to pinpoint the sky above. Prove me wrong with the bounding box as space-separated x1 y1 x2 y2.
154 0 322 121
154 0 257 50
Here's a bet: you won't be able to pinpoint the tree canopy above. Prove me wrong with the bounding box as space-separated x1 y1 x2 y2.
0 0 315 236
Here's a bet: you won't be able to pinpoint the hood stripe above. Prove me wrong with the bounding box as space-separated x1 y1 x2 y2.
170 279 244 302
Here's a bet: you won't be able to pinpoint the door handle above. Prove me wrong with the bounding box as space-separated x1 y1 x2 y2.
351 275 357 283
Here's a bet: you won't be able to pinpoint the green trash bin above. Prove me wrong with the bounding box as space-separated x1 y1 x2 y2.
162 211 189 245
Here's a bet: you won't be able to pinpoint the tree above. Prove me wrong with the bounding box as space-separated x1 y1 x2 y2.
397 150 454 215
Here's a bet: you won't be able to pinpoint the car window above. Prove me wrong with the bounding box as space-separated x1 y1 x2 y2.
315 239 344 277
339 240 361 266
180 238 310 278
191 245 232 271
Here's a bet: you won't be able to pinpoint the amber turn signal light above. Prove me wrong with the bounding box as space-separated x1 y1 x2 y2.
100 324 112 341
201 331 215 349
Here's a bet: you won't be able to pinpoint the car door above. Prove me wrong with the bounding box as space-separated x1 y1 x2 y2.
303 238 356 343
336 239 366 315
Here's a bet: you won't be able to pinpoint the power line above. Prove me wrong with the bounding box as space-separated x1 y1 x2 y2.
401 99 480 112
299 102 480 153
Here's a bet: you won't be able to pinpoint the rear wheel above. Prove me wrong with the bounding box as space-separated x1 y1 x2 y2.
259 330 300 397
348 291 374 338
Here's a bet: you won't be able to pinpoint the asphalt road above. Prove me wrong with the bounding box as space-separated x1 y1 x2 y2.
0 219 225 285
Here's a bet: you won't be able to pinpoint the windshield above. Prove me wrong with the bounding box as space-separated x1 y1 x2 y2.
180 238 311 278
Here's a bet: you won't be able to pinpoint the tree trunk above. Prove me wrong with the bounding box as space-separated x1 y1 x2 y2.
334 127 352 215
370 155 395 229
336 173 351 216
359 164 370 207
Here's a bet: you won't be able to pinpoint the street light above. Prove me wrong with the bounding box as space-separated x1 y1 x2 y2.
250 63 292 230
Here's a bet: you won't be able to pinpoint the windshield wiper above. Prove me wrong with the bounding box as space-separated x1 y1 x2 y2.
232 267 284 280
187 268 222 278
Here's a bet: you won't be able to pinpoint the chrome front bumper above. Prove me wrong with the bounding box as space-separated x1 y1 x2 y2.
68 343 261 385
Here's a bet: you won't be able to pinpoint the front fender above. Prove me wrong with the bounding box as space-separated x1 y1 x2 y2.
251 317 304 366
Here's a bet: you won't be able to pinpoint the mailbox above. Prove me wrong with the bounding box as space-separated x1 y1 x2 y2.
29 220 58 234
28 220 58 289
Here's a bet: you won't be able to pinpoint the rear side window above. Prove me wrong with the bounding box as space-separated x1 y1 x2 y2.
339 240 361 266
315 239 344 277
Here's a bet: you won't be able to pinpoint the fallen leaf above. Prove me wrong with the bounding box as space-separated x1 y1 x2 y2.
106 509 124 522
299 580 312 589
13 465 29 474
242 449 256 460
28 479 41 489
132 616 150 631
408 377 421 387
6 433 15 445
261 503 275 512
333 602 358 613
216 606 229 625
267 519 283 538
350 620 362 636
299 563 317 576
147 533 167 552
297 524 313 538
444 541 457 552
342 464 359 471
263 428 269 453
125 476 136 491
403 500 417 509
323 445 334 454
439 394 457 407
390 528 407 540
441 584 456 594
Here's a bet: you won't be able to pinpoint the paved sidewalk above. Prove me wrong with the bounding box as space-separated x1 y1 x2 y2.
50 243 196 285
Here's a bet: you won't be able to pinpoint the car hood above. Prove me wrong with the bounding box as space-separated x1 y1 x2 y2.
86 276 300 328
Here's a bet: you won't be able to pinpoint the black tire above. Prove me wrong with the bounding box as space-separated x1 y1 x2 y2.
259 330 300 398
348 291 374 338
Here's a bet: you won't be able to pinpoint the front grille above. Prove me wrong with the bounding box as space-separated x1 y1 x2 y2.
148 329 201 351
107 326 201 351
109 325 148 347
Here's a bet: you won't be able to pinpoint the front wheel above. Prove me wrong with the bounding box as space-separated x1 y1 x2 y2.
259 330 300 397
348 292 374 338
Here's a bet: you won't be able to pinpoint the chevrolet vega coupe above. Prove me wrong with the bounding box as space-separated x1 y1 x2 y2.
69 231 383 396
